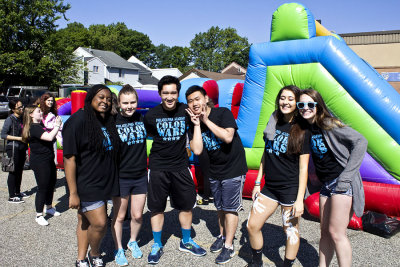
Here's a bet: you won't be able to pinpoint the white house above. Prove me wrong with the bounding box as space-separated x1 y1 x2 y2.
74 47 140 86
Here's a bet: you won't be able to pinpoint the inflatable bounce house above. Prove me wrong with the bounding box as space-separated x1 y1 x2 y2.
177 3 400 230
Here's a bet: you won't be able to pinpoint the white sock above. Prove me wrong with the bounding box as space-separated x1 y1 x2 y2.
36 213 43 217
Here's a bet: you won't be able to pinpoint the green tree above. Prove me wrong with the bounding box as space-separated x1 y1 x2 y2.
52 22 91 51
0 0 81 89
190 26 250 72
148 44 191 73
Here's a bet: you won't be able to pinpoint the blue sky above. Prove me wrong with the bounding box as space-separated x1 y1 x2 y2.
58 0 400 47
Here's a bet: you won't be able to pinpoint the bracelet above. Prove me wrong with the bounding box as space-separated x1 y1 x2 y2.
254 181 261 186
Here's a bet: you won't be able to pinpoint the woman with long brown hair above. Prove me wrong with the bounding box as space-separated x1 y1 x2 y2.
22 105 62 226
298 89 367 267
246 85 310 267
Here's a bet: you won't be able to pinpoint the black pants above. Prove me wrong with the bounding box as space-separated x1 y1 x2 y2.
198 151 211 199
30 156 57 213
6 147 26 198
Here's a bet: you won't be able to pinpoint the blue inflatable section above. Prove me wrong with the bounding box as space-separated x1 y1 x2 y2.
178 78 211 104
217 79 244 109
237 35 400 146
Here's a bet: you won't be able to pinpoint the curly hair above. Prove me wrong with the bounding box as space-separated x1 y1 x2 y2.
40 93 57 116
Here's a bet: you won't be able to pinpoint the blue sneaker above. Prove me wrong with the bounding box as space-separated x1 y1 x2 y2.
179 238 207 256
147 243 163 265
127 240 143 259
114 249 128 266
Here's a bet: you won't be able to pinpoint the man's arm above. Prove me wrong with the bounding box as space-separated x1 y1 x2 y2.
201 106 235 144
186 108 203 155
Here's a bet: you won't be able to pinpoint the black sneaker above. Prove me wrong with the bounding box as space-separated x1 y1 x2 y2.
246 260 263 267
210 236 224 253
18 192 30 199
179 238 207 256
88 252 104 267
76 259 89 267
8 196 24 204
215 245 235 264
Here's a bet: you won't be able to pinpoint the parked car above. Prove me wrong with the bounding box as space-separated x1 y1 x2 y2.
6 86 50 106
0 95 10 118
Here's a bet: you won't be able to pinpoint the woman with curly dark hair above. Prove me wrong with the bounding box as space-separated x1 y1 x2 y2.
63 84 120 267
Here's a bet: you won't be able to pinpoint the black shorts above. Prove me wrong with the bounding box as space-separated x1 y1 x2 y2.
260 186 297 206
147 168 196 212
119 175 148 197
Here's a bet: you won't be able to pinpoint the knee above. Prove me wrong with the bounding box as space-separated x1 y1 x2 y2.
91 219 107 232
328 227 346 243
246 218 261 234
132 212 143 222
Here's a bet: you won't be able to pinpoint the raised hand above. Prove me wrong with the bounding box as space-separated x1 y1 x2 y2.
185 108 200 126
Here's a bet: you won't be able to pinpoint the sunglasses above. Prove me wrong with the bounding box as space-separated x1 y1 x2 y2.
297 102 317 109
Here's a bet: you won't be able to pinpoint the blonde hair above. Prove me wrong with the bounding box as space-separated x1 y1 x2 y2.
22 105 39 143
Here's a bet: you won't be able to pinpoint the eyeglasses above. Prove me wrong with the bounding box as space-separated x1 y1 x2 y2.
297 102 317 109
15 106 24 110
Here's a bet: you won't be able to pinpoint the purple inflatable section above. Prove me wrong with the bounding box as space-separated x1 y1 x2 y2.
137 90 161 108
308 152 400 186
58 101 71 116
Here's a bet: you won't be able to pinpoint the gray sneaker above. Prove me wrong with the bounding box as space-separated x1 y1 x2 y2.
215 245 235 264
210 236 224 253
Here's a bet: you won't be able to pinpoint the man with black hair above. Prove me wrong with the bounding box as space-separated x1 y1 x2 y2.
186 85 247 265
143 76 206 265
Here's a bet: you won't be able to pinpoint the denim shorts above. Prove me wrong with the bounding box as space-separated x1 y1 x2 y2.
80 200 106 213
320 178 353 198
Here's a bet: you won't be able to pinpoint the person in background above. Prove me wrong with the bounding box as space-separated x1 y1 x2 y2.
40 93 62 165
298 89 367 267
22 105 62 226
63 84 120 267
111 85 148 266
1 99 28 203
246 85 310 267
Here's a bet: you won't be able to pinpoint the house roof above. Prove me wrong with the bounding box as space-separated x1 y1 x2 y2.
81 48 138 70
339 30 400 45
180 69 246 81
130 62 159 85
221 62 247 74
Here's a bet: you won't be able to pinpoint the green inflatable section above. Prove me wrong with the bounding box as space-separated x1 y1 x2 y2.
245 63 400 180
270 3 313 42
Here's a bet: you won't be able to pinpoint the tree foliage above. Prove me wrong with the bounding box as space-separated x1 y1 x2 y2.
0 0 81 89
148 44 192 73
190 26 250 72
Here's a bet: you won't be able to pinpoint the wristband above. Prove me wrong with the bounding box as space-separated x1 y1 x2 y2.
254 181 261 186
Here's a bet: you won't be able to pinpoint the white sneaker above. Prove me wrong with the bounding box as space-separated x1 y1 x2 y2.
35 215 49 226
45 207 61 216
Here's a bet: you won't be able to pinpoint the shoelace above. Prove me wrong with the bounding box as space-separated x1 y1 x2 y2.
77 261 89 267
92 257 103 266
187 239 200 248
151 244 160 255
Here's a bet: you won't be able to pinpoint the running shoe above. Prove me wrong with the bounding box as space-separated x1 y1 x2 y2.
88 252 104 267
8 196 24 204
35 215 49 226
210 236 224 253
114 249 128 266
147 243 163 265
127 240 143 259
179 238 207 256
45 207 61 216
76 259 89 267
215 245 235 264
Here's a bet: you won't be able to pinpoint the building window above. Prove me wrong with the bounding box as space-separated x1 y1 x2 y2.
93 66 99 73
119 69 124 78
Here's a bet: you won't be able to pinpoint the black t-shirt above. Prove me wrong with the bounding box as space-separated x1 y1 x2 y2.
143 103 189 171
188 107 247 180
62 110 119 202
116 112 147 179
310 124 344 182
263 121 310 193
29 123 54 160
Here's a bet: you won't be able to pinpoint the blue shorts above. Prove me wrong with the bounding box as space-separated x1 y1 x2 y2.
320 178 353 198
119 175 148 197
209 175 245 212
80 200 105 213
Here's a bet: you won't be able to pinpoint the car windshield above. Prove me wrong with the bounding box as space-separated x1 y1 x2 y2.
0 96 8 102
8 88 20 97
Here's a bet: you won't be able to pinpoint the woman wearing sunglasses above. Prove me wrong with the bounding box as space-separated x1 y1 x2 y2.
298 89 367 267
246 85 310 267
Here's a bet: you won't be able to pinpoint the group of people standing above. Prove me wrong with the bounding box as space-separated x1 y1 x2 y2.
2 94 62 226
2 75 367 267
